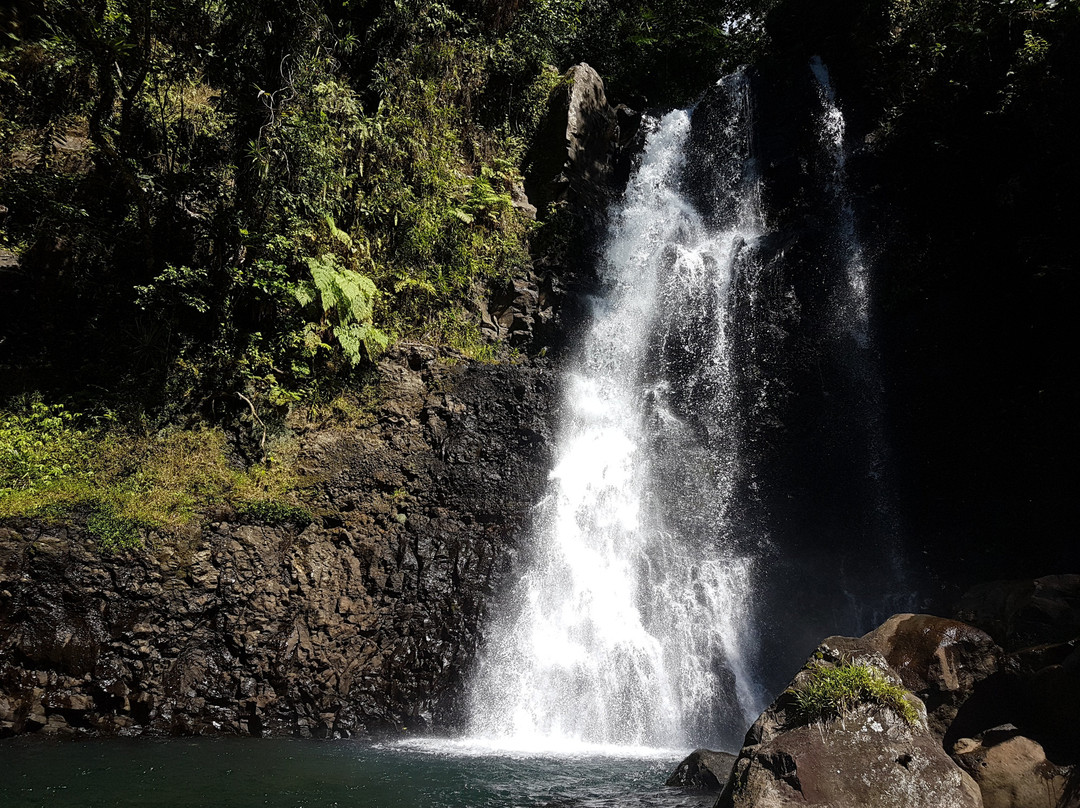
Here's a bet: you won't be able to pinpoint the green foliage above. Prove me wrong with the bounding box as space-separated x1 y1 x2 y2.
876 0 1078 117
86 506 147 553
787 661 921 727
1 0 775 423
235 499 312 525
483 0 772 104
0 402 310 549
1017 29 1050 65
295 254 389 365
0 403 97 492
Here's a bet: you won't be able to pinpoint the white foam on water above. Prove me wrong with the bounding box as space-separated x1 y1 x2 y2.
389 736 684 761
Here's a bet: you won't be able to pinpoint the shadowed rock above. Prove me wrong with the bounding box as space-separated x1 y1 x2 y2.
957 576 1080 651
666 748 737 791
863 613 1001 740
718 634 982 808
953 729 1073 808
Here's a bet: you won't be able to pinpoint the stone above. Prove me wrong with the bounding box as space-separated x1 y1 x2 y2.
718 635 982 808
990 640 1080 762
666 748 737 790
510 182 536 219
953 576 1080 761
863 613 1001 740
58 693 93 711
524 63 618 215
953 732 1071 808
956 575 1080 651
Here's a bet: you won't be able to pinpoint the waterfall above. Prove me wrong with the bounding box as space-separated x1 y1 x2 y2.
466 73 765 751
810 56 912 625
810 55 871 350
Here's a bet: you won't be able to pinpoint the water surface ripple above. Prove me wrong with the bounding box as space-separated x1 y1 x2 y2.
2 737 716 808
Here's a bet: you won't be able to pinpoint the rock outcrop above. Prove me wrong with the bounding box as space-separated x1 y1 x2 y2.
952 577 1080 763
0 346 557 738
524 63 619 217
666 748 738 791
480 63 630 356
957 576 1080 652
718 634 982 808
953 728 1074 808
863 614 1001 740
719 608 1080 808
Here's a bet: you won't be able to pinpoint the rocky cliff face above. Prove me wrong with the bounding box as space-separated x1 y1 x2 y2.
0 347 558 738
0 61 629 741
759 0 1080 593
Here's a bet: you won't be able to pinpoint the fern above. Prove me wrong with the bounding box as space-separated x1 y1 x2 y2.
306 255 377 323
296 254 389 364
292 282 318 308
324 214 354 249
335 322 390 365
391 268 438 296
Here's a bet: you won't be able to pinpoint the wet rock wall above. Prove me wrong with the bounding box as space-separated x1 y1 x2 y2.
0 348 557 738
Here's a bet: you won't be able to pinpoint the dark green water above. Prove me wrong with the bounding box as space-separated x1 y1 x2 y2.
1 737 716 808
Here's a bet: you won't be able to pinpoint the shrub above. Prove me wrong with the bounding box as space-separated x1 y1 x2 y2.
0 403 97 493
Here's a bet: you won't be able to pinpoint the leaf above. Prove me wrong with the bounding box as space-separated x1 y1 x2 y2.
324 214 353 249
302 254 383 363
392 270 437 296
292 281 318 308
333 322 390 365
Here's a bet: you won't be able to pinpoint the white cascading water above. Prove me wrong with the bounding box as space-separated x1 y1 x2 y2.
466 73 765 752
810 56 912 623
810 55 872 350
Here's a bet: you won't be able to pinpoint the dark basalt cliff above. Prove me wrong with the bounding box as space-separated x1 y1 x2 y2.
0 60 624 740
757 0 1080 592
0 348 557 737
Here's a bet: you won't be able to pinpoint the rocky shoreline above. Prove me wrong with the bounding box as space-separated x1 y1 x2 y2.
665 576 1080 808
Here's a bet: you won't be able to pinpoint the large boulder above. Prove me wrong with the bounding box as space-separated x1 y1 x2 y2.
667 748 737 791
863 614 1001 740
956 577 1080 761
524 63 618 215
956 576 1080 652
718 635 982 808
953 728 1074 808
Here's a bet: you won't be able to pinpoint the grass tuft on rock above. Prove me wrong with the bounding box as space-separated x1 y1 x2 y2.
787 660 921 727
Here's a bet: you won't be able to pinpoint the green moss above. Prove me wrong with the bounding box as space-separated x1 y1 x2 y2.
0 403 311 549
787 661 921 727
86 507 148 553
235 499 312 526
